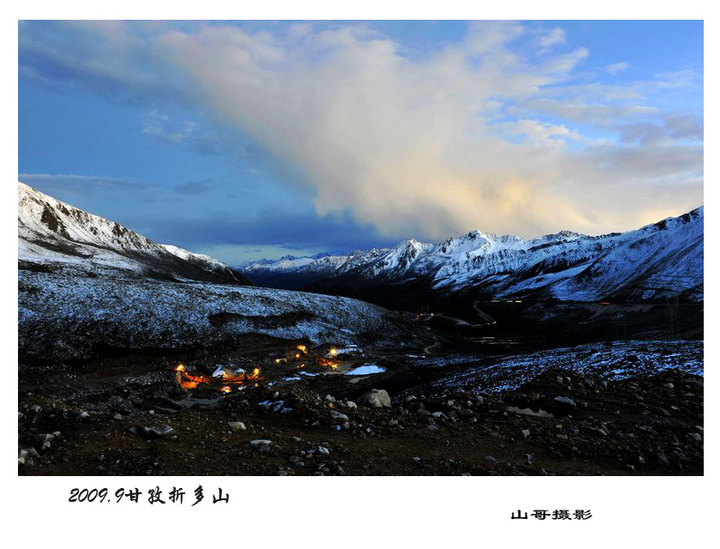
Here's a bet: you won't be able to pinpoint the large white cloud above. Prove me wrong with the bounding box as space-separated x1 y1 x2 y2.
20 21 703 240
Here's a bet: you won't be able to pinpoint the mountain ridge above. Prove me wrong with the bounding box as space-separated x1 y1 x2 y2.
18 181 250 285
242 207 704 303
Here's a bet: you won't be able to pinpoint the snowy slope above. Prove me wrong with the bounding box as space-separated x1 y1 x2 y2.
17 182 425 361
19 270 421 361
18 182 249 284
243 209 703 302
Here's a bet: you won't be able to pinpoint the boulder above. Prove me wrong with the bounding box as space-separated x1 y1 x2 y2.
359 389 392 408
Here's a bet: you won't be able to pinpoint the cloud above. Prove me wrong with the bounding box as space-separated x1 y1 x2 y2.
18 173 162 197
618 113 703 146
19 21 703 241
537 27 567 51
522 98 656 125
140 110 237 155
605 62 630 75
174 179 216 195
145 208 397 258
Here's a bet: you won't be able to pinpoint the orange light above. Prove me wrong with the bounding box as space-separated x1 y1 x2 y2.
317 357 339 368
329 348 338 357
175 364 185 372
297 345 307 353
221 386 232 394
253 368 261 377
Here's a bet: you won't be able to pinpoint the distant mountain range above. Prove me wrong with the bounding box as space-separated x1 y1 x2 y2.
17 180 703 306
18 182 250 285
242 208 704 304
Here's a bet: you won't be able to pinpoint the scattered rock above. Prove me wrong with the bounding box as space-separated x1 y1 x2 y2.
228 421 247 432
250 439 272 448
359 389 392 408
506 406 554 419
582 426 607 438
18 447 39 466
130 424 175 440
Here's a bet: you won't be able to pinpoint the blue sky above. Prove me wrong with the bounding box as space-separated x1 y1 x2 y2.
18 20 703 264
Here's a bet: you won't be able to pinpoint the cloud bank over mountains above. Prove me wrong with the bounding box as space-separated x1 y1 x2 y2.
19 20 703 244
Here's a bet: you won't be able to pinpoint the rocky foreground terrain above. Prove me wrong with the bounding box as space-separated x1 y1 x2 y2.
19 341 703 476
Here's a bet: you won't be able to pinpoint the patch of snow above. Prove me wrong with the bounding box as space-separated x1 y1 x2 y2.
345 364 386 376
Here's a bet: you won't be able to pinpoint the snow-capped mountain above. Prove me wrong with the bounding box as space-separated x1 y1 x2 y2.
18 182 430 361
241 252 352 289
242 208 703 303
18 182 249 284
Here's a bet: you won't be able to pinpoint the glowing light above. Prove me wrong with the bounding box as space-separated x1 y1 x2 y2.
221 386 232 394
297 345 307 353
328 348 338 357
253 368 261 377
295 353 301 359
318 357 338 368
175 364 185 372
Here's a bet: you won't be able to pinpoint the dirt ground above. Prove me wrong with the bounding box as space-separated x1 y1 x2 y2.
18 357 703 476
